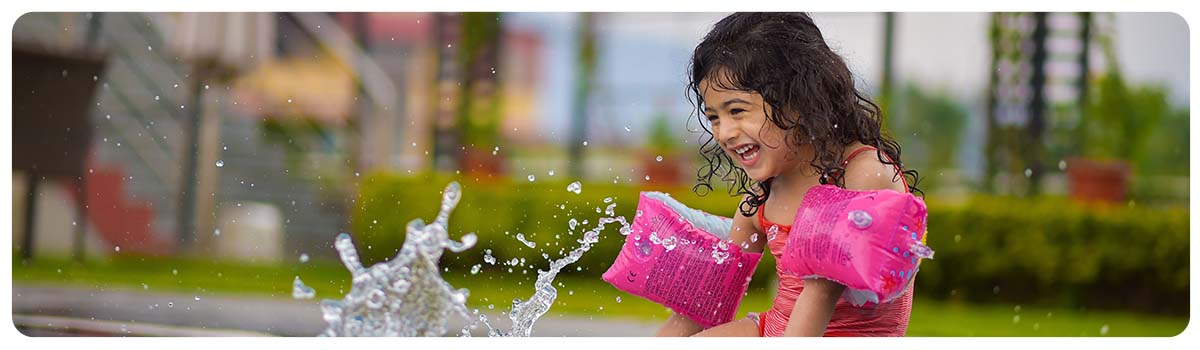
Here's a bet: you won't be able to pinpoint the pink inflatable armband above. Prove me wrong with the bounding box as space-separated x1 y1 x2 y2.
778 185 933 307
602 192 762 328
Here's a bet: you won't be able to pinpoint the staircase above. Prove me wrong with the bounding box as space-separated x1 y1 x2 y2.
13 12 390 259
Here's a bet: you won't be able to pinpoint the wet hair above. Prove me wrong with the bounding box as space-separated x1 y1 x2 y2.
687 12 922 217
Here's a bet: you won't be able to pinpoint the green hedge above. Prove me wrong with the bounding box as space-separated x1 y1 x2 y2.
352 172 1188 314
919 196 1188 315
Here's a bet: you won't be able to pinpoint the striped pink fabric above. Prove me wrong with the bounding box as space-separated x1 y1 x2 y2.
757 210 913 337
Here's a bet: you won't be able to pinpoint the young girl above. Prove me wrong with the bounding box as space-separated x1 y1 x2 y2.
655 12 922 337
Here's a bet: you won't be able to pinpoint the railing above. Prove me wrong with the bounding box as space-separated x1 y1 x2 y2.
13 13 186 191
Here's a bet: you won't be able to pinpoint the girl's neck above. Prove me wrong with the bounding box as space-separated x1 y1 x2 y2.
768 141 866 198
769 162 822 200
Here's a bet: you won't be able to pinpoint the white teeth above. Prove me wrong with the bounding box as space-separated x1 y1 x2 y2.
741 149 757 160
733 144 757 162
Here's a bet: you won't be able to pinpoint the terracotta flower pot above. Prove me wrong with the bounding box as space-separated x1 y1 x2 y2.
641 153 683 190
460 147 506 177
1065 157 1130 204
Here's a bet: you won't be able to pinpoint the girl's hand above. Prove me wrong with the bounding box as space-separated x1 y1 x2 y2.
656 312 704 336
782 278 845 336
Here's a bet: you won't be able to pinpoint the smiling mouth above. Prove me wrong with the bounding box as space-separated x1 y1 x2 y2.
732 144 760 165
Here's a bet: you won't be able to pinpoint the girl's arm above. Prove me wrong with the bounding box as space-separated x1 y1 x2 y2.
656 195 765 336
783 150 909 337
782 278 845 336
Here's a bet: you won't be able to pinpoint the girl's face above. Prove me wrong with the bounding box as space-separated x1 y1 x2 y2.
700 77 802 182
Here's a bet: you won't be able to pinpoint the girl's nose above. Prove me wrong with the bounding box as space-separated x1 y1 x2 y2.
718 121 740 145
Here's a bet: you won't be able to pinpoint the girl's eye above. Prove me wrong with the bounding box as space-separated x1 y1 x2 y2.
705 114 719 122
731 108 746 115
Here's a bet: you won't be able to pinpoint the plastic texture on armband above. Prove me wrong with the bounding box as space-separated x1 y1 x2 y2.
778 185 932 307
602 192 762 328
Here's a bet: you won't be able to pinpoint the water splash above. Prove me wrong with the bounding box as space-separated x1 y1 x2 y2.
317 182 478 336
293 276 316 299
493 215 627 337
310 181 629 337
515 233 536 248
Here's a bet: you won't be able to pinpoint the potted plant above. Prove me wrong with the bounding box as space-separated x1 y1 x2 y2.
459 83 505 177
1067 70 1162 204
457 13 506 178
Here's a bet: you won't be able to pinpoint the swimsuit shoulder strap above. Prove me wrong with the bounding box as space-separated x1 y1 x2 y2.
840 146 910 193
756 201 771 230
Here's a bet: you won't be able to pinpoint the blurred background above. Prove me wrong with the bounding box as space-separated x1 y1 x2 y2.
10 12 1189 336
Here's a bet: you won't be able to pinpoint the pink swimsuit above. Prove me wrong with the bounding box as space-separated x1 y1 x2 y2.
753 146 914 337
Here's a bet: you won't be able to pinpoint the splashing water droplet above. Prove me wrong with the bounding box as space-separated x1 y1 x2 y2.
293 276 316 299
516 233 537 248
1100 324 1109 335
483 249 497 265
1024 168 1033 178
711 250 730 264
214 228 221 236
656 155 663 162
114 246 120 252
215 160 224 168
661 236 677 251
528 175 536 182
299 253 310 263
567 181 582 194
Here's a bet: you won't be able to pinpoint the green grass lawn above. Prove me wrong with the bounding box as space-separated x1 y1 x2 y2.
12 255 1187 336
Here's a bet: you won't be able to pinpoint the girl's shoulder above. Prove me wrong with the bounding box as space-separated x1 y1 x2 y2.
841 148 907 193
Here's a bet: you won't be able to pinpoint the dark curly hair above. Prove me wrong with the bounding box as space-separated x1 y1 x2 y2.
687 12 922 217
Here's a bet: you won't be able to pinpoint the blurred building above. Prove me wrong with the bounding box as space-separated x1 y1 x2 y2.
13 13 549 262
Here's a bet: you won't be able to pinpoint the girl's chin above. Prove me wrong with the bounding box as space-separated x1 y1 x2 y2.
744 168 775 182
